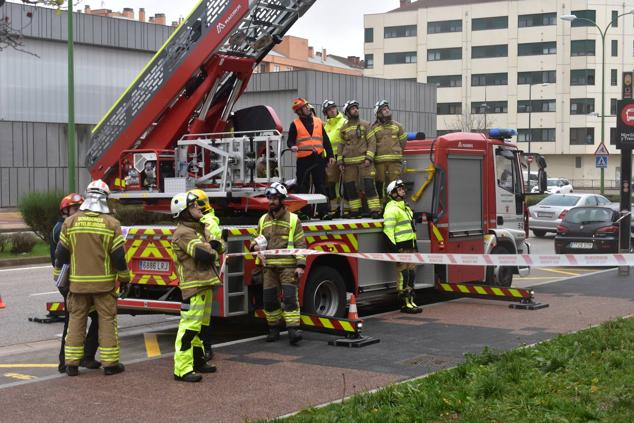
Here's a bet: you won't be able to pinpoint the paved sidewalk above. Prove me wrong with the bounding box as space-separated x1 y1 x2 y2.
0 269 633 422
0 211 29 233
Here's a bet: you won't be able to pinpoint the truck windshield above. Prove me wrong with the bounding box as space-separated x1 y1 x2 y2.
495 149 518 194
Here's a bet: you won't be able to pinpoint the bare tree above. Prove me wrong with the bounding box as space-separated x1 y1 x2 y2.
443 110 490 134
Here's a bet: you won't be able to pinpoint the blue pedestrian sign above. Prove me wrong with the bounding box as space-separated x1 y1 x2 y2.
595 155 608 168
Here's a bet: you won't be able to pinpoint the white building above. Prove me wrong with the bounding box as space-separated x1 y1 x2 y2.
364 0 634 188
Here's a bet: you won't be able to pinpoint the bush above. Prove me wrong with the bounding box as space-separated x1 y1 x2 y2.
0 233 8 252
18 191 64 243
9 232 38 254
110 201 171 226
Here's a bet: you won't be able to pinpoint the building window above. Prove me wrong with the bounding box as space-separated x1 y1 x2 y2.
518 12 556 27
427 47 462 61
471 101 507 114
570 98 595 115
571 10 596 27
575 157 582 168
437 102 462 115
384 25 417 38
611 69 618 86
611 98 617 115
427 75 462 87
384 51 417 64
471 72 508 86
571 69 595 85
517 128 556 142
472 44 508 59
612 10 619 27
611 39 618 57
518 70 556 84
427 19 462 34
273 64 280 72
570 128 594 145
610 127 617 145
364 28 373 43
518 42 556 56
517 99 556 113
472 16 508 31
571 40 595 56
365 54 374 69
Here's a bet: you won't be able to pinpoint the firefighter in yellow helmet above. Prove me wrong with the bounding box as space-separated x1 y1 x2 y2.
383 180 422 314
250 182 307 345
54 180 130 376
369 100 408 203
338 100 381 218
171 190 222 382
322 100 346 218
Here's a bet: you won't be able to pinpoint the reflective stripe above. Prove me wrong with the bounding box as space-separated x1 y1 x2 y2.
375 154 403 162
294 117 324 158
342 155 366 164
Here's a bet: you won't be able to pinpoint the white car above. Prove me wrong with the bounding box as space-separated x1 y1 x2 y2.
531 178 573 194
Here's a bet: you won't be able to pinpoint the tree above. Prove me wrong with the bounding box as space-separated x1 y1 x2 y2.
443 110 490 134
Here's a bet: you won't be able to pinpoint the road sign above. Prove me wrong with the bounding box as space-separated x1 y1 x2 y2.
595 155 608 168
616 99 634 148
594 143 609 156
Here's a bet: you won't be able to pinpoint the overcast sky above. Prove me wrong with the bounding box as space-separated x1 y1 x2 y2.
24 0 398 57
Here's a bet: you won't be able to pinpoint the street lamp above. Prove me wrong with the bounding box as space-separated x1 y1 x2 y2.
561 10 634 194
527 82 552 180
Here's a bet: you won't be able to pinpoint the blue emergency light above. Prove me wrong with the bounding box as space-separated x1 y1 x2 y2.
488 128 517 140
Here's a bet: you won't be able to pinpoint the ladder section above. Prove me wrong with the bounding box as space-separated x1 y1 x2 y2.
223 237 251 316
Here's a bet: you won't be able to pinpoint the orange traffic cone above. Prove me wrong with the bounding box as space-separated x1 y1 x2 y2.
347 293 359 321
0 294 5 309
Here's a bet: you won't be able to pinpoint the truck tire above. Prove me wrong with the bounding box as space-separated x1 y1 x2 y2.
532 229 547 238
302 266 346 318
486 246 514 287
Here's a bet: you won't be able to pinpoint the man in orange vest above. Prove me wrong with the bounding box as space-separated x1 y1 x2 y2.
287 98 335 219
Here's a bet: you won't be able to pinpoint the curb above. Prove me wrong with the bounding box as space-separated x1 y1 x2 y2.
0 256 50 268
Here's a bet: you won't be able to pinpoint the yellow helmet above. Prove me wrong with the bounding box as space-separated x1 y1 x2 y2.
186 189 212 214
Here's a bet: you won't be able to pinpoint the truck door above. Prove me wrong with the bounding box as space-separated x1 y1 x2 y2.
494 147 524 232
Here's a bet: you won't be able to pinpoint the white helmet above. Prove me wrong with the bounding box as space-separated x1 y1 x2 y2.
322 100 337 115
386 179 405 195
170 192 189 218
374 99 390 116
265 182 287 199
342 100 359 117
80 179 111 213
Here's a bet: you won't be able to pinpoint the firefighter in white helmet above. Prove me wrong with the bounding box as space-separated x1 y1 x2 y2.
322 100 346 218
383 180 422 313
54 179 130 376
250 182 307 345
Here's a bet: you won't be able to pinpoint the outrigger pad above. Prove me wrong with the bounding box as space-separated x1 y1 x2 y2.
28 315 65 324
328 335 380 348
509 302 549 311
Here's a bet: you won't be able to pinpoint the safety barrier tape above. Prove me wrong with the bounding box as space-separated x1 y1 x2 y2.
227 248 634 267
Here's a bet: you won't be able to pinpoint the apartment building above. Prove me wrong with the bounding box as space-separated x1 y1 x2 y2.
364 0 634 186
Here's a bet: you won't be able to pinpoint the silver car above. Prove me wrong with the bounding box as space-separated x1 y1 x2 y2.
528 193 612 237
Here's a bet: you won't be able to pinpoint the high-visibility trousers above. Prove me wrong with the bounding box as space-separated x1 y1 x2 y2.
174 288 212 377
342 164 381 212
263 267 300 328
396 247 417 298
325 161 341 211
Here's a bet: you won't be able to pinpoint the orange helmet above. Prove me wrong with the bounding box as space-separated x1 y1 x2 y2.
59 193 84 213
291 97 309 112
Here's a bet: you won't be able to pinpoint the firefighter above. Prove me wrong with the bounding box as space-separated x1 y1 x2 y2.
171 190 221 382
287 98 335 219
322 100 346 218
50 193 100 374
383 180 422 314
338 100 381 218
54 180 129 376
250 182 307 345
369 100 408 202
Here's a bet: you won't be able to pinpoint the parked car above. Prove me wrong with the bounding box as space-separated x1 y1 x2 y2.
531 178 573 194
554 206 629 254
528 193 612 237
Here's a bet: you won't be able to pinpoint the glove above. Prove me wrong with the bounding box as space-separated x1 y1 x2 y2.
118 282 130 297
209 239 222 253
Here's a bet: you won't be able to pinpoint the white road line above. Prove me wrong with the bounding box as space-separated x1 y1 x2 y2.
0 265 50 273
29 291 59 297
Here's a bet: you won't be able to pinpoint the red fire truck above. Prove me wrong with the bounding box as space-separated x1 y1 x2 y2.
77 0 547 320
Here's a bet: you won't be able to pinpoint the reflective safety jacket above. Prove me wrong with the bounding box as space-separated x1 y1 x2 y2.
383 199 416 251
369 120 407 163
55 211 130 293
294 116 324 158
324 112 346 157
172 220 220 300
337 118 375 165
256 207 307 268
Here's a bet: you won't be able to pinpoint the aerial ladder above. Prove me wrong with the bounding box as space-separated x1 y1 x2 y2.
86 0 318 212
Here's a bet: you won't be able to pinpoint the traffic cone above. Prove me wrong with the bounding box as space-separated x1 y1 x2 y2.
347 293 359 321
0 294 5 309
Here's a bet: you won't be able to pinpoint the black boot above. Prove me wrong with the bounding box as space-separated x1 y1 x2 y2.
266 326 280 342
103 363 125 376
288 327 303 346
174 371 202 383
58 363 67 373
66 365 79 377
203 344 214 362
80 358 102 369
194 347 216 373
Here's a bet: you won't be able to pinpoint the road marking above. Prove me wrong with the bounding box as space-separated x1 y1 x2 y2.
144 333 161 357
0 364 57 368
0 265 50 273
538 268 580 277
3 373 36 380
518 277 561 280
29 291 60 297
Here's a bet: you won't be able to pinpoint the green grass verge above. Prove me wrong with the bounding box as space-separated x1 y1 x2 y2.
277 318 634 422
0 241 49 260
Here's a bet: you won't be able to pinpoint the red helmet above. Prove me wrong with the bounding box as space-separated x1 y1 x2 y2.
291 97 309 112
59 193 84 213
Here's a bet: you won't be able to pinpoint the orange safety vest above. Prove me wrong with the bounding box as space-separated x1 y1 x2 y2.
294 117 325 158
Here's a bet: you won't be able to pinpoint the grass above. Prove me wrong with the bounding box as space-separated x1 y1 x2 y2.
274 318 634 423
0 240 49 260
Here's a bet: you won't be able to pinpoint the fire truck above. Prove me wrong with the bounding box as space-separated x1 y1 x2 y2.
79 0 547 320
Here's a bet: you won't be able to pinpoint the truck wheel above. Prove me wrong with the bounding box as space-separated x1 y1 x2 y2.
302 266 346 317
532 229 547 238
486 246 514 287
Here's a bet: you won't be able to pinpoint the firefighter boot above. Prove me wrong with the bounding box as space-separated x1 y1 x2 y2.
103 363 125 376
266 326 280 342
288 327 303 346
174 372 203 383
194 347 217 373
407 295 423 314
66 365 79 377
80 358 102 369
203 343 214 362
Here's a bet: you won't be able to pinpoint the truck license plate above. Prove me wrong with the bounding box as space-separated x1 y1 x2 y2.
139 260 170 272
569 242 593 249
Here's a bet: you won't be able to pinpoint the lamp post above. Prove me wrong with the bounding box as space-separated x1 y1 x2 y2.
527 82 551 181
67 1 76 192
561 10 634 194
